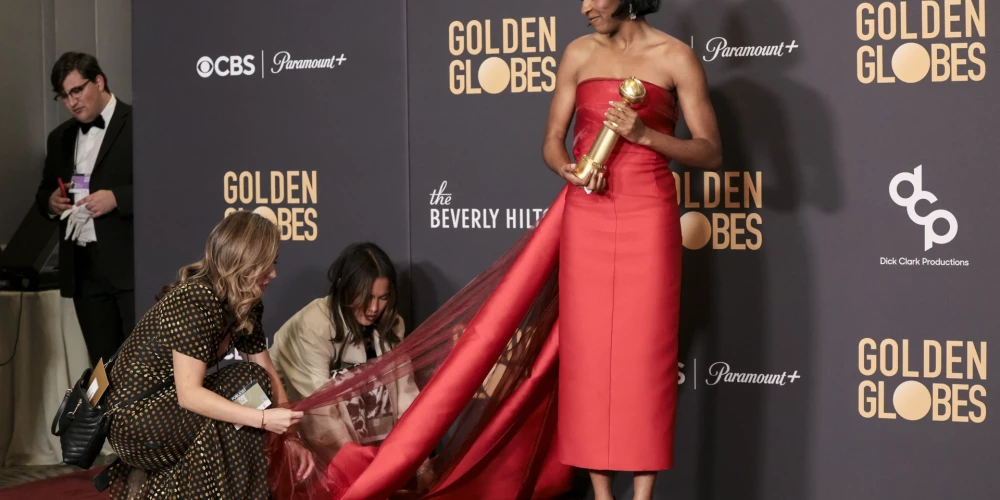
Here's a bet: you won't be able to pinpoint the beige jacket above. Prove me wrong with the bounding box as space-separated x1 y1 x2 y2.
269 297 418 414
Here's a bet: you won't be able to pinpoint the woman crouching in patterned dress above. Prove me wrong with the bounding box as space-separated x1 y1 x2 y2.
103 211 314 498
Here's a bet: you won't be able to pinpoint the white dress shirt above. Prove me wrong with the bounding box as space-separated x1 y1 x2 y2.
73 94 117 183
67 94 116 244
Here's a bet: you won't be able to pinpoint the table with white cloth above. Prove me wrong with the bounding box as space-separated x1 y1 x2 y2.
0 289 94 466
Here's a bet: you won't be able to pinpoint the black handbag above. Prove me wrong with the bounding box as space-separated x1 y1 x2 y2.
50 345 173 472
50 366 115 469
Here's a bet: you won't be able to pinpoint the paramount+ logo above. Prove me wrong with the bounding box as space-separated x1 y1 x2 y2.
855 0 986 84
196 51 346 79
858 338 987 423
448 17 557 95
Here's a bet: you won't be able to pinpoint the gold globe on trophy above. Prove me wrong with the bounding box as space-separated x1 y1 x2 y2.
573 77 647 179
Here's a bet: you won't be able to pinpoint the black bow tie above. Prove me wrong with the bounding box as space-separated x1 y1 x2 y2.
80 115 106 134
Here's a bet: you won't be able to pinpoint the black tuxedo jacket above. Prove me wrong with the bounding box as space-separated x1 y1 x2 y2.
35 101 134 296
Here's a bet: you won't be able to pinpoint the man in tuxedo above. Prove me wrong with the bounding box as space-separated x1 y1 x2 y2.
35 52 134 367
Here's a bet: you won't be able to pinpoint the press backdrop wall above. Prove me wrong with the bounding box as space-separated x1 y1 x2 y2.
133 1 998 499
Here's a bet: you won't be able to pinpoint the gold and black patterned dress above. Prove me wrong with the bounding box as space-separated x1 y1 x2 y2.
104 281 272 499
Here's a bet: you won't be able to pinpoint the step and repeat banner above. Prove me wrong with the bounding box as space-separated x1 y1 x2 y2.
134 1 997 499
132 2 410 326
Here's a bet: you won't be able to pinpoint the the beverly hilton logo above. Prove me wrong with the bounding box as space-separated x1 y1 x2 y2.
429 181 547 229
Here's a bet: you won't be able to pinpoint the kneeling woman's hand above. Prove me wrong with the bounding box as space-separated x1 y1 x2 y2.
262 408 303 434
285 438 316 482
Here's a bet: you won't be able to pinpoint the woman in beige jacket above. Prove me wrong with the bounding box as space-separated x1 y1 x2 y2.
269 242 419 463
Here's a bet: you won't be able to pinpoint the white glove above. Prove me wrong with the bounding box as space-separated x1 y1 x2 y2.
60 205 85 241
60 205 97 244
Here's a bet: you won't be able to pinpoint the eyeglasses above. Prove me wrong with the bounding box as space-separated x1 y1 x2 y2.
54 80 92 102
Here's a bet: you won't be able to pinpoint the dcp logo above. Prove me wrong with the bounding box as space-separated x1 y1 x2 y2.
196 55 256 78
889 165 957 251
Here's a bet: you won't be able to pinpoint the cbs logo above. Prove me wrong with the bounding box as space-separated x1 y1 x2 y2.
196 55 256 78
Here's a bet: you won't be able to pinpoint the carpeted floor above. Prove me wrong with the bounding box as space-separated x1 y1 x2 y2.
0 455 595 498
0 465 108 498
0 454 117 493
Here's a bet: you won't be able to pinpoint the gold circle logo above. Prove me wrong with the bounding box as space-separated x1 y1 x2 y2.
478 57 511 94
893 380 932 421
252 206 278 225
680 212 712 250
892 43 931 84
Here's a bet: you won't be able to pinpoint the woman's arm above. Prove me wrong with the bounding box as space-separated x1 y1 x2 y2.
174 350 267 428
245 349 317 482
277 327 341 399
248 351 288 405
604 45 723 170
174 350 301 432
542 38 588 177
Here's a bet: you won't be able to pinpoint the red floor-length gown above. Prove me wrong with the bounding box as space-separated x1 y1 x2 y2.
558 77 682 471
267 78 682 499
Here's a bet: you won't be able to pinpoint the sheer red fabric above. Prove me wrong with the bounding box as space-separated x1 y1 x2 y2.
268 190 573 500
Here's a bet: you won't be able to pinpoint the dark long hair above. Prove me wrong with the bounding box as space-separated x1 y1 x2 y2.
326 242 400 352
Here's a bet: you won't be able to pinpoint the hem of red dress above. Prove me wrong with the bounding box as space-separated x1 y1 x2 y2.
557 456 674 472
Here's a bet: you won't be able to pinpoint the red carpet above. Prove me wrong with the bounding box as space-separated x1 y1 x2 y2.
1 466 107 498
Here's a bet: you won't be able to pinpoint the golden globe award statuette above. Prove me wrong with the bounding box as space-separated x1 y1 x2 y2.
573 77 647 179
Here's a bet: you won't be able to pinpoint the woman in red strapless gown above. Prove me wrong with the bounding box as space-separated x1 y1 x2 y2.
558 76 683 469
543 2 721 498
266 2 721 499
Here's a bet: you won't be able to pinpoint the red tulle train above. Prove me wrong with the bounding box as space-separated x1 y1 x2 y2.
268 190 574 500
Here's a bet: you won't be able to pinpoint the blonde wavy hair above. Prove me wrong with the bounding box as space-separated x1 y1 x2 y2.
159 211 280 337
